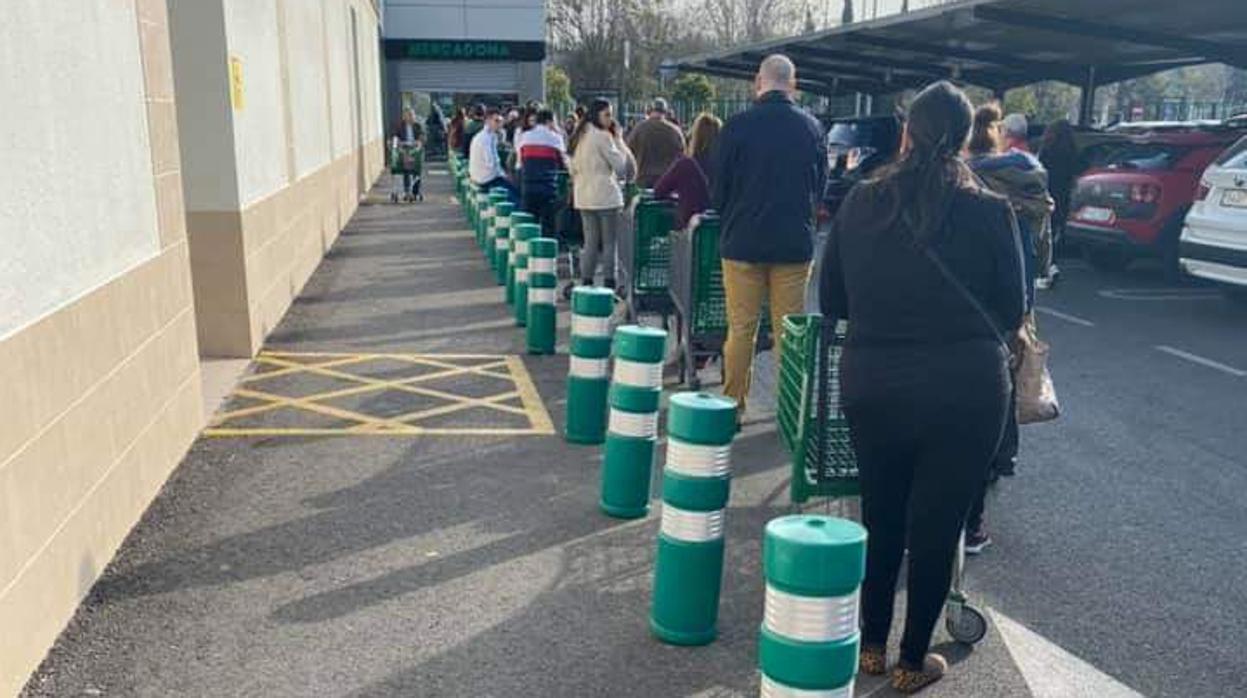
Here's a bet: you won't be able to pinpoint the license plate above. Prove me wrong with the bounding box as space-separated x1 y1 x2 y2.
1221 189 1247 208
1078 206 1115 223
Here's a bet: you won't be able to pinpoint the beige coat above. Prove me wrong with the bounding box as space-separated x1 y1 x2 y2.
570 126 636 211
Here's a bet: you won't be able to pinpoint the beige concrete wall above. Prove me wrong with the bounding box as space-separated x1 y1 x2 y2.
173 0 385 358
0 1 203 694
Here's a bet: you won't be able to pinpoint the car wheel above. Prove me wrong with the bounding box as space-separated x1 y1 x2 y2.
1159 219 1187 283
1085 247 1130 272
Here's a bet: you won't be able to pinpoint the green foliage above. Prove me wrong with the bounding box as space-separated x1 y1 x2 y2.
546 65 572 106
671 73 716 105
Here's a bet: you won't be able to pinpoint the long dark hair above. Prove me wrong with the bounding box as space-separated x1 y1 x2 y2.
1038 119 1077 164
568 98 613 155
873 81 976 244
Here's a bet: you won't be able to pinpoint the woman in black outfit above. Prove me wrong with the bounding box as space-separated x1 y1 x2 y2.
819 81 1026 693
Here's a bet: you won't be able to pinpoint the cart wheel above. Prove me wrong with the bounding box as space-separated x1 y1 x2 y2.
390 193 398 203
946 604 987 645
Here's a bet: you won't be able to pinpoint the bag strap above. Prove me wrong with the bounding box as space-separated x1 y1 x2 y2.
921 246 1010 351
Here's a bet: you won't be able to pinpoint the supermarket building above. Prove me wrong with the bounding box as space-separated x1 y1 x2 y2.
0 0 384 693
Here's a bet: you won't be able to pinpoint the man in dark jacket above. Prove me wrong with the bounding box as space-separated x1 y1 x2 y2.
713 54 827 417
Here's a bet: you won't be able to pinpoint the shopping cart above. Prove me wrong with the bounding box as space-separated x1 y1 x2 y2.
617 191 675 323
777 313 988 645
668 214 726 390
389 141 424 203
667 212 773 390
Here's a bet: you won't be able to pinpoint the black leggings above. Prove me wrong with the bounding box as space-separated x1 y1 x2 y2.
842 341 1009 666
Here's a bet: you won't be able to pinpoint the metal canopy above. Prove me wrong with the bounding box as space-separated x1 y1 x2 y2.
675 0 1247 97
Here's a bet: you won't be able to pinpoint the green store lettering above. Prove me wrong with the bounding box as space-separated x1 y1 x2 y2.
408 42 511 59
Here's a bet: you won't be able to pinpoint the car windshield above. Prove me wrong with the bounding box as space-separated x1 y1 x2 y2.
828 121 889 147
1213 136 1247 168
1100 143 1187 170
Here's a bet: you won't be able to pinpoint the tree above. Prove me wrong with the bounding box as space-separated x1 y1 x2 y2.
672 73 717 106
546 66 573 107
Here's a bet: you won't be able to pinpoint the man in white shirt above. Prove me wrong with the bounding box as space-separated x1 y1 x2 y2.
469 108 518 202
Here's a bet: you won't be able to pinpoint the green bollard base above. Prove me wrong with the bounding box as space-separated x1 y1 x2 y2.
494 250 509 285
565 376 609 445
505 266 516 307
527 304 556 354
599 500 649 519
514 283 528 326
600 433 656 519
650 618 717 646
651 535 725 646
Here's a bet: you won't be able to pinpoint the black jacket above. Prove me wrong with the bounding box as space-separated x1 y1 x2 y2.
820 181 1026 347
713 92 827 263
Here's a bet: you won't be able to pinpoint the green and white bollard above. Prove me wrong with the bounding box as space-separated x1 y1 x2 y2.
526 237 558 355
565 287 616 445
758 515 867 698
492 201 514 284
473 190 489 244
511 222 540 322
483 190 507 256
651 392 738 645
506 211 536 306
599 325 667 519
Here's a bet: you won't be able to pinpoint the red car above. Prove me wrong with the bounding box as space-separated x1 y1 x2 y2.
1066 127 1247 276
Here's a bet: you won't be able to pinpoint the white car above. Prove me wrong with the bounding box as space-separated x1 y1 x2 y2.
1180 135 1247 303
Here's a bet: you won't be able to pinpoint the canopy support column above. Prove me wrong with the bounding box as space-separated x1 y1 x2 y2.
1078 65 1098 125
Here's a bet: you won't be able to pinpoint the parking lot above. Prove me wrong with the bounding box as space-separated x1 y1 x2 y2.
971 253 1247 697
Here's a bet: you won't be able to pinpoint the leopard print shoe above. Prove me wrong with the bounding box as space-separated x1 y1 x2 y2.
891 653 948 694
859 643 887 676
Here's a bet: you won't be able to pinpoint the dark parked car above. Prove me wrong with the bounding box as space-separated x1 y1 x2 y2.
821 115 902 215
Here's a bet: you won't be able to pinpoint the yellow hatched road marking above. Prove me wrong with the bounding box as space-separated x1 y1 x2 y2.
205 351 555 437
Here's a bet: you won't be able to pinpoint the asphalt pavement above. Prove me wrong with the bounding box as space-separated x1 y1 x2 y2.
19 171 1246 697
969 254 1247 698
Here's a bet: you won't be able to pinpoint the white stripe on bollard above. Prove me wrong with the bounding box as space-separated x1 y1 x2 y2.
529 257 556 274
660 504 725 542
515 240 529 255
495 237 509 250
569 356 610 379
516 268 529 283
665 439 732 478
763 585 859 643
609 408 658 438
760 675 853 698
528 287 556 305
612 358 663 388
571 314 612 338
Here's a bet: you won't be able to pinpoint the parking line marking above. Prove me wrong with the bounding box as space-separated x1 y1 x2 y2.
1035 306 1095 327
1155 345 1247 377
1099 288 1221 301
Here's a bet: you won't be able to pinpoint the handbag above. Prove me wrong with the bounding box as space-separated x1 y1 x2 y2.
921 247 1060 425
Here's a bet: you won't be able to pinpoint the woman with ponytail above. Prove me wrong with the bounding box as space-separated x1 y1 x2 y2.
818 81 1026 693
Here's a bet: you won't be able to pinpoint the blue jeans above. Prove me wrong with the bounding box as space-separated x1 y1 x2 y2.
477 176 519 205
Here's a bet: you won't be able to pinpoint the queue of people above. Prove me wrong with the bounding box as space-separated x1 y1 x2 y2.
436 63 1060 693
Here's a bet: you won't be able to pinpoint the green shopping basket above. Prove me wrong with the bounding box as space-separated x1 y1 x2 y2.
777 314 858 503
